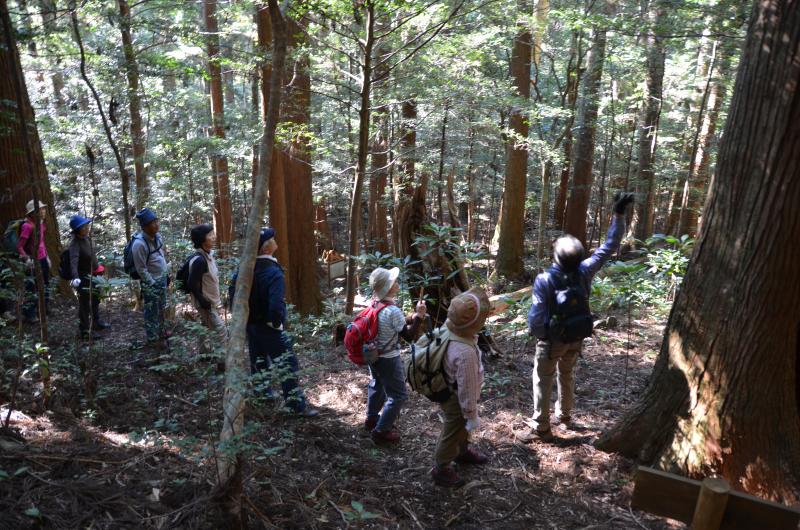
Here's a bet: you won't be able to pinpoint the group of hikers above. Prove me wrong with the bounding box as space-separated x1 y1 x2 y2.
2 191 635 488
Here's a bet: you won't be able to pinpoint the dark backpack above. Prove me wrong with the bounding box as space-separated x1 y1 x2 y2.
548 268 593 342
58 248 73 280
3 219 27 256
123 234 160 280
344 301 392 366
176 253 202 294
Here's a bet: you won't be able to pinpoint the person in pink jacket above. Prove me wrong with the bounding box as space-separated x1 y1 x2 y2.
17 200 50 323
431 287 491 488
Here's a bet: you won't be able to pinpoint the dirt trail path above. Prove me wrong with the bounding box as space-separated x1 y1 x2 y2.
0 296 680 529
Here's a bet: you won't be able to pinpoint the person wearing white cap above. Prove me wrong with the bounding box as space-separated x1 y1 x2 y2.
17 199 50 323
364 266 426 443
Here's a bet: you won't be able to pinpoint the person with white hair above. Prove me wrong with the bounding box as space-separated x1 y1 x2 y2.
364 266 426 443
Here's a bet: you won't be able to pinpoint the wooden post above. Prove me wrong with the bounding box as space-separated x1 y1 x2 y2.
692 477 730 530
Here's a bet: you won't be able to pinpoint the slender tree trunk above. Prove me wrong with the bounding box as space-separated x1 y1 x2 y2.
564 25 607 245
204 0 233 254
217 0 286 502
492 0 531 279
118 0 149 210
533 0 551 261
679 39 732 238
631 2 666 241
344 1 375 315
70 5 132 239
596 0 800 502
37 0 65 112
554 30 581 230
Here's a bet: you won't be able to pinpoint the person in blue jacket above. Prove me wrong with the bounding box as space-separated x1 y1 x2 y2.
238 228 319 417
518 192 634 443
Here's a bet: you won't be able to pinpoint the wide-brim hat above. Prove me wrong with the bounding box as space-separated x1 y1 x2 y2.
26 200 47 215
445 287 491 337
369 267 400 300
69 215 93 232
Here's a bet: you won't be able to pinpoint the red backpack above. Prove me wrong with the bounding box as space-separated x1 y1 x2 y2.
344 301 393 366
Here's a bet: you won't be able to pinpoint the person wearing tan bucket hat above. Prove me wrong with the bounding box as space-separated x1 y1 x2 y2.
363 266 426 443
17 199 50 323
431 287 491 488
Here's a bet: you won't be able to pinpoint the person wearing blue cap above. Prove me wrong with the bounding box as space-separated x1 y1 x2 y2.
132 208 169 348
68 215 110 339
231 227 318 417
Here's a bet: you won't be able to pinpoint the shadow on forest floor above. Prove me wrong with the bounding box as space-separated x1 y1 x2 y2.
0 294 683 529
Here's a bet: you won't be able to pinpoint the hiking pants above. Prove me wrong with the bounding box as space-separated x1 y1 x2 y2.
78 276 101 332
22 257 50 320
532 339 582 432
197 306 227 355
247 325 307 412
142 278 167 341
435 394 469 465
367 355 408 432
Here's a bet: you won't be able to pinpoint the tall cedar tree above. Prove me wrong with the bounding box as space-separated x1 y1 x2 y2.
596 0 800 503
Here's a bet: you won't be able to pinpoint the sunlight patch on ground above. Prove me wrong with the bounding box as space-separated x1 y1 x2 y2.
316 383 366 418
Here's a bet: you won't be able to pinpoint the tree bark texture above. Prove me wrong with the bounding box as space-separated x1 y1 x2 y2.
493 0 531 279
0 0 60 260
564 26 606 245
632 2 666 241
553 30 580 230
217 0 286 494
393 99 418 258
117 0 149 211
282 15 320 315
368 37 390 254
596 0 800 503
344 1 375 315
204 0 233 253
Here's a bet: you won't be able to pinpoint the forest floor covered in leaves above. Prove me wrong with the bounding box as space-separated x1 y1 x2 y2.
0 291 683 529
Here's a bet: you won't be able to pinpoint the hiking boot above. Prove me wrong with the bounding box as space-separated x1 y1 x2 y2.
94 320 111 330
431 464 465 488
454 446 489 465
364 416 379 432
371 429 401 444
516 427 555 444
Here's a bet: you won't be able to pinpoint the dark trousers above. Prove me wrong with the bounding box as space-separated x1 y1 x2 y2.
23 257 50 320
78 276 101 332
142 278 167 341
247 324 306 412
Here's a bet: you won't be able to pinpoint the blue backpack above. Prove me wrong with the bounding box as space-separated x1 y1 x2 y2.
548 268 593 342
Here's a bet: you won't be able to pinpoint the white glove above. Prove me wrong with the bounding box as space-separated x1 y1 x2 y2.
465 417 481 432
70 278 81 288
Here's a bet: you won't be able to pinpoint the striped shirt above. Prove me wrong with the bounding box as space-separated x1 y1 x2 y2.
444 337 484 420
376 303 406 359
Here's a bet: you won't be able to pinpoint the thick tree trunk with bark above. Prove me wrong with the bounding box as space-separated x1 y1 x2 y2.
393 99 418 257
368 36 390 254
632 2 665 241
118 0 148 211
564 25 606 245
0 0 61 269
217 0 286 506
596 0 800 503
492 0 531 279
283 16 320 315
204 0 233 254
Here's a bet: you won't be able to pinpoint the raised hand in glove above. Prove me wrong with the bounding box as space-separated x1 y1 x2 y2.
613 192 635 214
465 417 481 432
70 278 81 288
